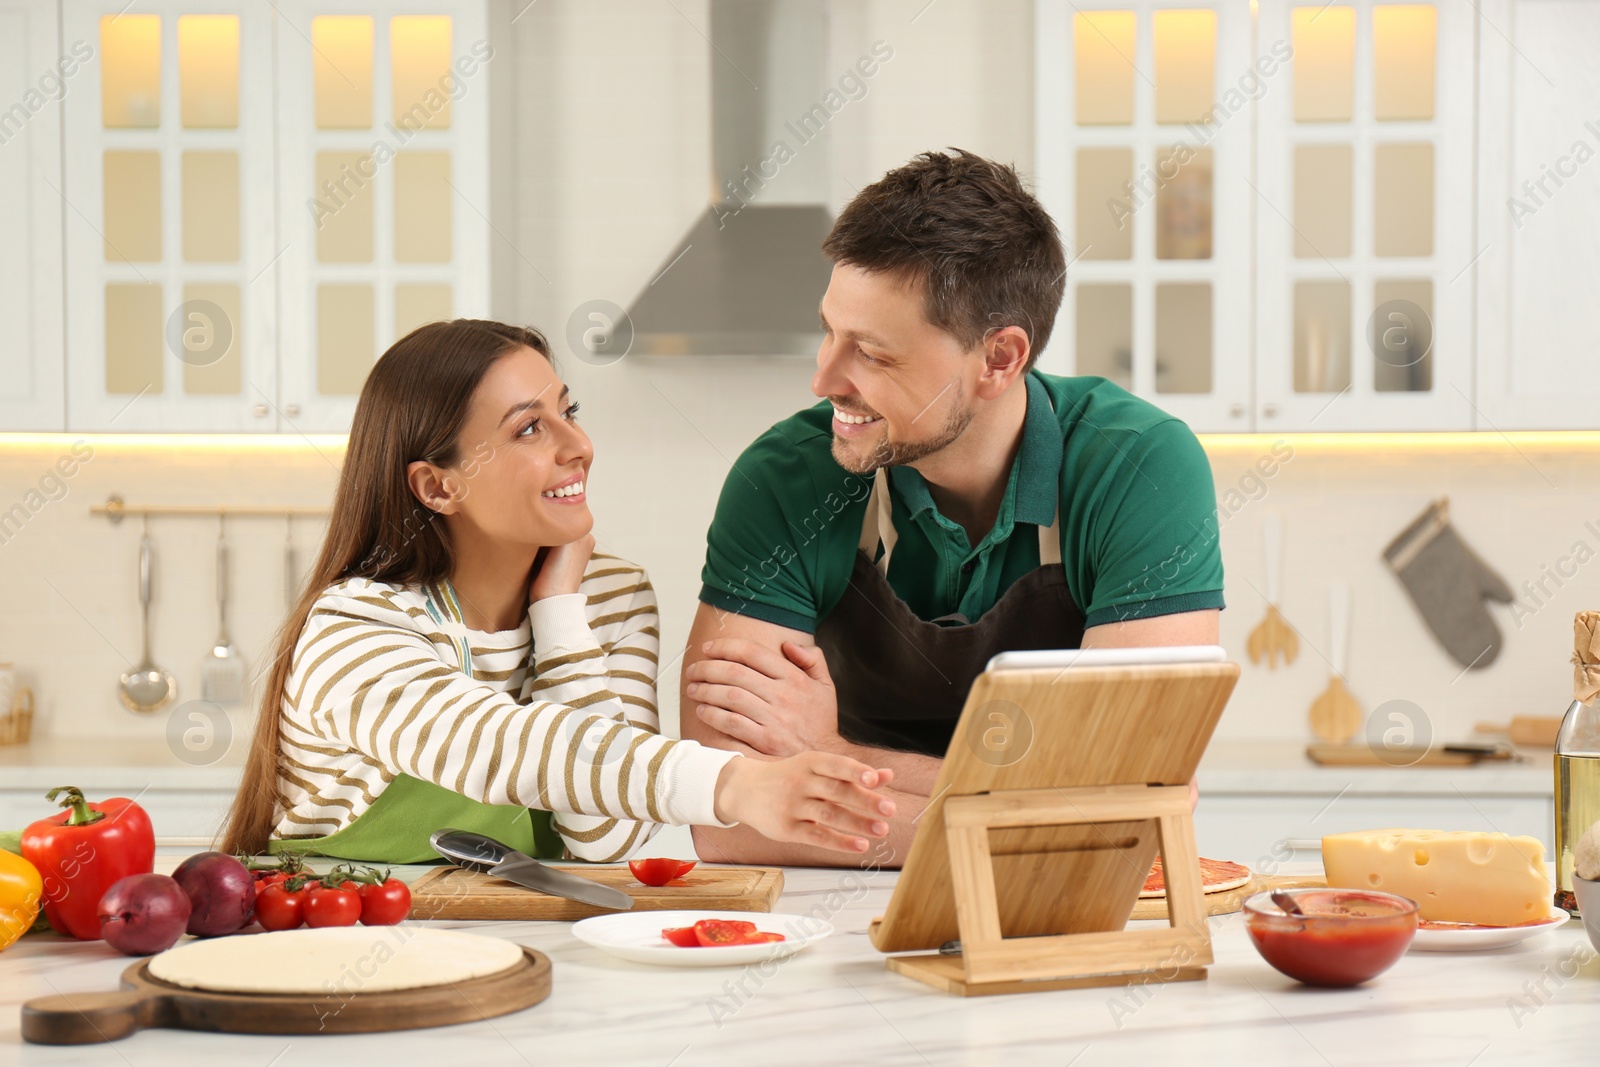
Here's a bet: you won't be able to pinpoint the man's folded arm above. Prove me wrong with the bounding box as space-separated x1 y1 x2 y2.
679 602 932 867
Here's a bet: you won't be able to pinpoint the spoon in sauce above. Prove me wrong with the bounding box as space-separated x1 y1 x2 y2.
1271 890 1307 917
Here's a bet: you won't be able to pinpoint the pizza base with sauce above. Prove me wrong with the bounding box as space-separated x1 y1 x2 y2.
1139 857 1252 898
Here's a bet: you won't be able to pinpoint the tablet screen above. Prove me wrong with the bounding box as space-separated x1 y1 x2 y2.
984 645 1227 672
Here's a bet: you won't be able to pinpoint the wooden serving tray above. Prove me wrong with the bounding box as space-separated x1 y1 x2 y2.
22 948 550 1045
1130 873 1328 921
407 864 784 921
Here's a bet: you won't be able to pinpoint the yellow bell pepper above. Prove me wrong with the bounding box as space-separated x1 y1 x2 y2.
0 849 43 951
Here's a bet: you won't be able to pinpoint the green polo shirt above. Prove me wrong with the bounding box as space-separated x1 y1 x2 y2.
699 372 1225 632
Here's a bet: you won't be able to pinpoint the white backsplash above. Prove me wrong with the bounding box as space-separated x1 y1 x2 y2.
2 0 1593 763
0 427 1594 757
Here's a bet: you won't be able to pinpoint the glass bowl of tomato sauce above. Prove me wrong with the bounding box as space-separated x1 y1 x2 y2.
1243 888 1418 987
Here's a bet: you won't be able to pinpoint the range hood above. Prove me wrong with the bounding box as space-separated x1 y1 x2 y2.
623 0 834 356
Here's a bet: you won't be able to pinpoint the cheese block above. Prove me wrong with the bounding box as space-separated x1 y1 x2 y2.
1321 829 1551 927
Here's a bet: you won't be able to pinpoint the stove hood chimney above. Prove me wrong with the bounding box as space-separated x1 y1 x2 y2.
622 0 834 356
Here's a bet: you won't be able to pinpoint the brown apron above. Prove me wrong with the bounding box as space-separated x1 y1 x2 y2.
814 464 1086 757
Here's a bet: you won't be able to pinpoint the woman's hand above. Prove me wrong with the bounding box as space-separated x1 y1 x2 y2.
528 533 595 602
711 752 896 854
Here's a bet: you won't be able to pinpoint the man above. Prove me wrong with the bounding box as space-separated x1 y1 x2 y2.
681 149 1224 865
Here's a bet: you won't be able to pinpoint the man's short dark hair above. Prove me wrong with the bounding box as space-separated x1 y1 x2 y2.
821 149 1066 370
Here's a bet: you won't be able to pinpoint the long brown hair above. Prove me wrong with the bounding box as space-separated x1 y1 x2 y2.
219 319 552 855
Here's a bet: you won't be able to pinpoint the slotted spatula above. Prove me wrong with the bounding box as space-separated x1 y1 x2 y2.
1247 511 1298 669
1309 580 1362 743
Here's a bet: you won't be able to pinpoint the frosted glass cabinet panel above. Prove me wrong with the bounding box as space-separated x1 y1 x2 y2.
1036 0 1253 431
1255 0 1473 430
64 2 277 431
1038 0 1485 431
59 0 490 432
276 1 489 431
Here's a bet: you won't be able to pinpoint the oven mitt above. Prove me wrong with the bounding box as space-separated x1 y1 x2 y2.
1382 499 1513 669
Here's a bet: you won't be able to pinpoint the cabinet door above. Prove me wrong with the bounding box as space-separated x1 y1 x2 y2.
1476 0 1600 430
62 1 279 432
273 0 491 434
0 0 66 431
1035 0 1254 432
1255 0 1475 430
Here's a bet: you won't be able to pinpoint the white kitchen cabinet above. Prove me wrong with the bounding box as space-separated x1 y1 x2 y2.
1035 0 1256 432
56 0 489 434
1036 0 1501 433
62 1 281 432
0 0 67 431
1475 0 1600 431
272 0 491 433
1196 792 1554 866
1254 0 1476 432
1193 741 1556 867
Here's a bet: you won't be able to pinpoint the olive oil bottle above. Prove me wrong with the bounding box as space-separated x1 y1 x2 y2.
1556 610 1600 916
1554 698 1600 915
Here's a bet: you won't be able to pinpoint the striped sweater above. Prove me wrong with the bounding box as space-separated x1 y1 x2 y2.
272 553 736 862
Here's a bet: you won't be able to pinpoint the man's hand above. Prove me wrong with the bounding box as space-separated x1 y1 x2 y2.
684 638 840 758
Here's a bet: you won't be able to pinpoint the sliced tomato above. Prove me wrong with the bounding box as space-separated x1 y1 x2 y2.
629 857 696 887
751 931 786 943
661 926 700 947
692 918 760 947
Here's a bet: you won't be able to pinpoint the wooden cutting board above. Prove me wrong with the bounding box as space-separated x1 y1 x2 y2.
407 864 784 921
22 948 550 1045
1305 743 1483 766
1130 873 1327 921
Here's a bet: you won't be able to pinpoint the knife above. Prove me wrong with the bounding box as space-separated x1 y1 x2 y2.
430 828 635 911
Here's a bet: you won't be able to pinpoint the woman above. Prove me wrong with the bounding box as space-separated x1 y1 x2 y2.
221 320 894 864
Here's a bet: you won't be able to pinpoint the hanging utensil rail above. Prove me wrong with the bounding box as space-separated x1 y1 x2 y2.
90 495 329 523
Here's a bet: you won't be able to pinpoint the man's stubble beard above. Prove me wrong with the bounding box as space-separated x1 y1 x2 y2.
830 389 974 476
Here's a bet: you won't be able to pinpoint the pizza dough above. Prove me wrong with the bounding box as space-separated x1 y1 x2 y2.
1139 857 1252 899
148 926 525 994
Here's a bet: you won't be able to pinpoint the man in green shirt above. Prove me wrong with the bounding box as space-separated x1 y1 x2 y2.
681 149 1225 866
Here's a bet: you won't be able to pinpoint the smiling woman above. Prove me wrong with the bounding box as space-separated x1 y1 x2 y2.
218 319 899 866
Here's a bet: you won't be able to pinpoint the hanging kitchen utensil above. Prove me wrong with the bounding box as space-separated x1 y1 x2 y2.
1382 498 1513 669
118 518 177 715
283 514 297 610
201 517 246 706
1247 511 1298 669
1309 581 1362 743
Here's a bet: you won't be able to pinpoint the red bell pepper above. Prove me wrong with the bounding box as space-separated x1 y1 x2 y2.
21 786 155 940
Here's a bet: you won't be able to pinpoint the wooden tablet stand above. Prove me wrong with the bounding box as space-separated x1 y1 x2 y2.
868 662 1239 997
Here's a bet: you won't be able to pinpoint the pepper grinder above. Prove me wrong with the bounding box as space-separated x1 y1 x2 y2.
1555 610 1600 915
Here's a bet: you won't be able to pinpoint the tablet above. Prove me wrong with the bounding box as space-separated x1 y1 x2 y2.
985 644 1227 672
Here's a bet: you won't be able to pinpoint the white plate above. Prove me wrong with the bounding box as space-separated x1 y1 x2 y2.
1407 910 1570 952
571 911 832 967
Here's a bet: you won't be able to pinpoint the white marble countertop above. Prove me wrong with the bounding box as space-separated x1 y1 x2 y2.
2 857 1596 1065
1195 741 1554 796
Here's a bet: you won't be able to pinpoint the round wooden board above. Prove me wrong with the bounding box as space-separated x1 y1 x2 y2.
22 946 551 1045
1129 874 1328 922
